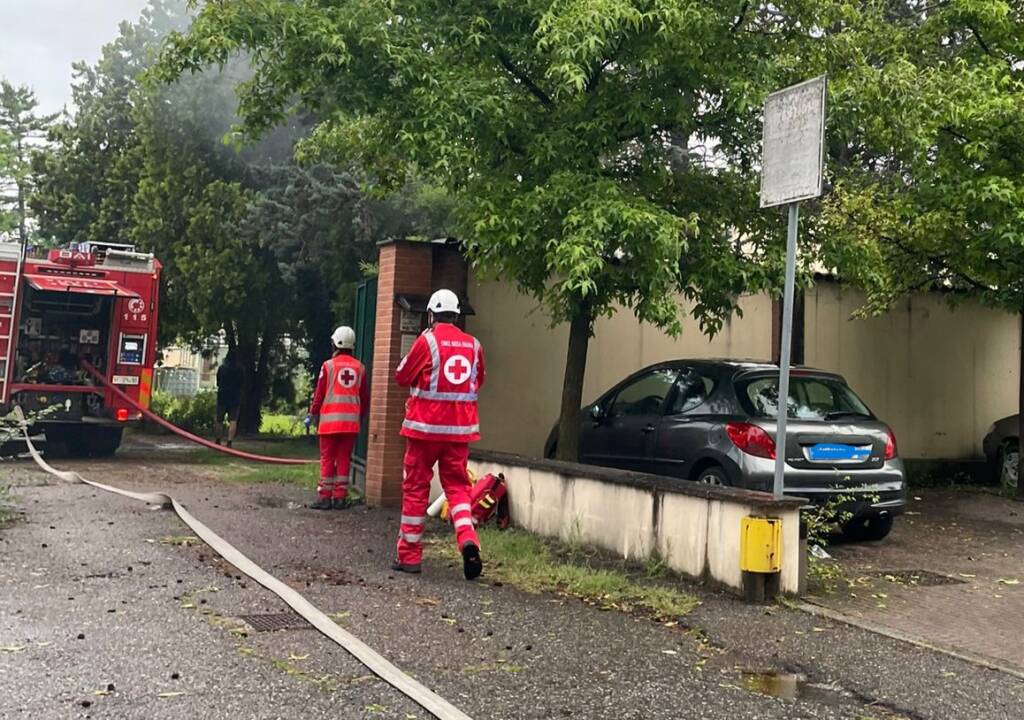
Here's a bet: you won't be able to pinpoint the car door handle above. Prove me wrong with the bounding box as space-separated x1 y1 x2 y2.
642 424 656 434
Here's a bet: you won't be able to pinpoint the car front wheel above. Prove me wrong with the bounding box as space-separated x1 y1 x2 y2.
841 514 894 542
998 443 1019 490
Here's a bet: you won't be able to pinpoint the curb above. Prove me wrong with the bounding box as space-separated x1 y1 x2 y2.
798 601 1024 682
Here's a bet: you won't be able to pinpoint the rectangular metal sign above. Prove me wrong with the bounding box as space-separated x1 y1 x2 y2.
760 75 827 208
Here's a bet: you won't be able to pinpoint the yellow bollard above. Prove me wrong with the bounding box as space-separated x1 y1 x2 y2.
740 517 782 573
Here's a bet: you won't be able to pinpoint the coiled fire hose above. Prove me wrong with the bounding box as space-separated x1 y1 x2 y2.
15 406 473 720
81 361 315 466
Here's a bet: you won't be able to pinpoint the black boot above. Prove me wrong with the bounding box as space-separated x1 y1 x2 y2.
391 561 422 574
309 497 333 510
332 497 354 510
462 542 482 580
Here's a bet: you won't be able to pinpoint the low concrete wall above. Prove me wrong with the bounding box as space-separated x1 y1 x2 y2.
466 450 804 596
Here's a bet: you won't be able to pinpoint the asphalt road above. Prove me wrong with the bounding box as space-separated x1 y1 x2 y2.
1 446 1021 719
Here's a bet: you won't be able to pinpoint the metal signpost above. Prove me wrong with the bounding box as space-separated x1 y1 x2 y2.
760 75 827 498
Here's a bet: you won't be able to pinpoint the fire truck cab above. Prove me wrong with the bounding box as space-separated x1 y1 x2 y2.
0 239 161 456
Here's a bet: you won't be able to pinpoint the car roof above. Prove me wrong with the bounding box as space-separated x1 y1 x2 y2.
643 358 844 378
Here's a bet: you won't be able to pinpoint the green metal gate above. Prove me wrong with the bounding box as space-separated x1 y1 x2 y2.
352 276 377 472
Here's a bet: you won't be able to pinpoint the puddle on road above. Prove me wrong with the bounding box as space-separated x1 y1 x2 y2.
740 671 850 705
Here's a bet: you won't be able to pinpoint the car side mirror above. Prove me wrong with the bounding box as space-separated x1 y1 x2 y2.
590 405 605 422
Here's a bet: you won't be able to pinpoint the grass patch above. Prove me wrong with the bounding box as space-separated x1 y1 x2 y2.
195 450 366 503
185 437 318 466
432 528 698 619
260 414 306 437
180 436 322 489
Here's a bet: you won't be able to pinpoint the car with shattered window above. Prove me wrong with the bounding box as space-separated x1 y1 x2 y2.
546 360 906 541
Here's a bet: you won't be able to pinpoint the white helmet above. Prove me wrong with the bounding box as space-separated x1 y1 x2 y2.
330 326 356 350
427 289 461 315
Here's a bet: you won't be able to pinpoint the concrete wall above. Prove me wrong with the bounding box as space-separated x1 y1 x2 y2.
467 276 1020 460
804 281 1020 460
467 451 803 596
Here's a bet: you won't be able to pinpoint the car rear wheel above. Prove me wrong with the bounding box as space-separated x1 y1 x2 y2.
841 514 894 542
998 443 1019 490
696 465 728 486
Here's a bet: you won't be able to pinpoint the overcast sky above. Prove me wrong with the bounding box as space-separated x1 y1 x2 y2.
0 0 151 114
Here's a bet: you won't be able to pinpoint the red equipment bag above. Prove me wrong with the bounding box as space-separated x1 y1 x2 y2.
469 473 510 530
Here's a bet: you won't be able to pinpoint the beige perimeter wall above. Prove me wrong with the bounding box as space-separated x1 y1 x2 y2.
465 278 773 458
466 275 1020 461
804 281 1019 460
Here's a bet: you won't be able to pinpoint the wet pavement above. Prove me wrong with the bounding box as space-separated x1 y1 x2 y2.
817 489 1024 673
1 441 1022 719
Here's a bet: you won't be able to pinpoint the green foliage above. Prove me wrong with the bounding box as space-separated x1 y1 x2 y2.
815 1 1024 316
160 1 807 338
158 0 859 459
151 389 218 435
802 488 879 594
259 414 305 437
31 0 448 432
0 80 57 241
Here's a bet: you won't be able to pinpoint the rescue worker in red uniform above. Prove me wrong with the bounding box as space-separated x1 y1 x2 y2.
308 326 369 510
393 289 485 579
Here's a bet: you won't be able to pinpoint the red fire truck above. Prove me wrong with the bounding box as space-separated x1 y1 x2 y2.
0 239 161 456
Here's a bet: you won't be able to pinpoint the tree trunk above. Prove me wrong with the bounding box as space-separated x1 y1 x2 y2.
772 290 805 365
1018 312 1023 500
555 304 592 462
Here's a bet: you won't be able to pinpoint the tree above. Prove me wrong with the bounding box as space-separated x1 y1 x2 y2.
32 0 449 433
0 81 57 243
31 2 189 248
159 0 844 460
814 1 1024 495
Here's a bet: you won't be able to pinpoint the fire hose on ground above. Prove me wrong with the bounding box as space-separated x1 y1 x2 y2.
81 361 316 466
14 406 474 720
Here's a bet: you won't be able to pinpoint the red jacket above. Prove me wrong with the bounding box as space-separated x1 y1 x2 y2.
310 354 369 435
395 323 485 443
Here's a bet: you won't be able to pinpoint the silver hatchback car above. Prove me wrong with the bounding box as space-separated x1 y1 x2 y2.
547 360 906 541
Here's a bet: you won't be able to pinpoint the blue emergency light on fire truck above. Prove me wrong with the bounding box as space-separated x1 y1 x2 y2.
0 239 161 456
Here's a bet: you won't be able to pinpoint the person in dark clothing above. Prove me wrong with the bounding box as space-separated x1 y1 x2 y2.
215 351 244 447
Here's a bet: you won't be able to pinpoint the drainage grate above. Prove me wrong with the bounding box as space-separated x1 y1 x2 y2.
870 570 965 587
238 613 311 632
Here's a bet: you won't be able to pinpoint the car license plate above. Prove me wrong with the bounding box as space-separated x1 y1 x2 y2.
806 443 870 462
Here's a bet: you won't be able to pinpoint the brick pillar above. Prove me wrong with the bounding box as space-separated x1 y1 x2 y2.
365 241 434 507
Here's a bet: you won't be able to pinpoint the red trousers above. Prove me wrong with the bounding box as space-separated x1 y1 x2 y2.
397 439 479 565
318 433 357 500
